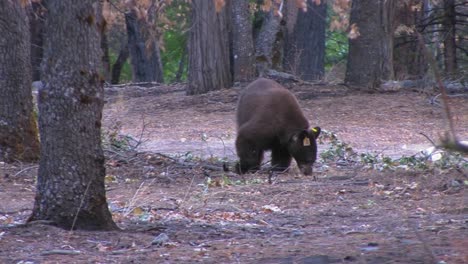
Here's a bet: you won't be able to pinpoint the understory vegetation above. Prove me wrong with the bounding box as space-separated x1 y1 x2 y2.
102 125 468 190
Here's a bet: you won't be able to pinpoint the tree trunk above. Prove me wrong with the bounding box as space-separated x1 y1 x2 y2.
254 9 282 76
187 0 232 95
442 0 457 74
284 1 327 81
230 0 256 82
28 1 45 81
28 0 117 231
111 43 129 84
345 0 396 90
175 46 187 83
393 0 428 79
95 2 110 82
0 0 40 162
125 9 164 83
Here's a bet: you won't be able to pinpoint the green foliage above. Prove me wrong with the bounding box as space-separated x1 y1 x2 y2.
319 130 358 163
160 1 190 83
319 130 468 172
325 5 348 70
325 29 348 70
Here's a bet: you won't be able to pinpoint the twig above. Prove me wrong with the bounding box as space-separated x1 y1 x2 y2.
419 132 437 147
153 152 177 162
132 114 149 150
180 172 197 207
70 180 92 231
107 0 126 15
123 178 157 217
13 165 39 177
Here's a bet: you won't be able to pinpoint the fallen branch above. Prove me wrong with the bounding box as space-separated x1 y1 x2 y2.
41 249 81 256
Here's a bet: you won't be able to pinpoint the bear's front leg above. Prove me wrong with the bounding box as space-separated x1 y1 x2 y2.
271 145 292 172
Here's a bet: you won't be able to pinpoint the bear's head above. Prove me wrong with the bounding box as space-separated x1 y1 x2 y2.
288 127 321 176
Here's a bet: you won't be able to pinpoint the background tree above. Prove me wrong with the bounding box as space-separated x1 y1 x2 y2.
345 0 396 90
442 0 457 74
28 1 45 81
187 0 232 95
416 0 466 76
230 0 256 82
253 3 283 75
104 0 131 84
97 2 111 82
111 43 130 84
393 0 428 79
0 0 40 162
284 0 327 81
125 0 164 83
28 0 117 230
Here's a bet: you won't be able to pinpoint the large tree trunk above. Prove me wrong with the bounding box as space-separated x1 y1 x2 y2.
284 1 327 81
28 0 117 231
125 9 164 83
345 0 396 90
393 0 428 79
187 0 232 95
230 0 256 82
442 0 457 74
0 0 40 162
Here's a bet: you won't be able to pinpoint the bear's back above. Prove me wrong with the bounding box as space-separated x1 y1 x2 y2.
236 78 308 131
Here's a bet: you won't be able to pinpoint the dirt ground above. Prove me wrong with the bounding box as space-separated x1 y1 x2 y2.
0 81 467 263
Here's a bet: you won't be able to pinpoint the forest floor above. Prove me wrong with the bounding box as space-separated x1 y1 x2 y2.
1 81 467 263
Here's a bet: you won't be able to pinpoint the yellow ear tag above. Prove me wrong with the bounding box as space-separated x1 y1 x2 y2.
303 137 311 146
311 127 318 133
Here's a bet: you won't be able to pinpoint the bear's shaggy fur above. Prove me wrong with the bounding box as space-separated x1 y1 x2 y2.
235 78 320 175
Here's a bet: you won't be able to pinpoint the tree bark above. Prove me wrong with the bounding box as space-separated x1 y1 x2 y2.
28 0 117 231
187 0 232 95
125 9 164 83
442 0 457 74
0 0 40 162
28 1 45 81
345 0 396 90
393 0 428 79
98 13 111 82
230 0 256 82
175 46 187 83
284 1 327 81
111 43 129 84
254 8 282 76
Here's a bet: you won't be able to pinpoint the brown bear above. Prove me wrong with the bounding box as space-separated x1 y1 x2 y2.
235 78 321 176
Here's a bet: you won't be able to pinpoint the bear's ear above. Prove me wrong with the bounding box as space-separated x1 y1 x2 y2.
291 130 315 146
296 130 311 146
310 126 321 139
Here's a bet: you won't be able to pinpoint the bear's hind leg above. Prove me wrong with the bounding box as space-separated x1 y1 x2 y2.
271 146 292 172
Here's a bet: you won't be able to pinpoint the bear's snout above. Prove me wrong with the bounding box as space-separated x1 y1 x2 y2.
298 164 313 176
